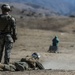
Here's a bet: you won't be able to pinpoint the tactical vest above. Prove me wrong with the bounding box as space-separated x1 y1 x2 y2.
0 14 12 33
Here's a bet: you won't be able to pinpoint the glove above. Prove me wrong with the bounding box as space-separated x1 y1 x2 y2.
12 34 17 42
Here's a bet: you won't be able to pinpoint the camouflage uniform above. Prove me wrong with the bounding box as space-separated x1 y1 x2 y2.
0 6 17 64
48 36 59 53
20 56 38 70
0 56 44 71
52 36 59 47
20 56 44 70
2 62 28 71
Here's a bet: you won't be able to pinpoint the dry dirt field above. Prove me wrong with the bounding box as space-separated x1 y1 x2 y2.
0 16 75 75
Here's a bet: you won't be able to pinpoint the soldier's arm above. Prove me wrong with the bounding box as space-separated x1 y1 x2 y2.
11 17 17 35
21 57 37 63
26 57 37 63
11 17 17 42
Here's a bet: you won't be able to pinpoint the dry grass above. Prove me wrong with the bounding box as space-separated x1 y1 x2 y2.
16 16 75 32
1 16 75 75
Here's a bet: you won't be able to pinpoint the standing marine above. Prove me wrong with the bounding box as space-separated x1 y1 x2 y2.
48 36 59 53
0 4 17 64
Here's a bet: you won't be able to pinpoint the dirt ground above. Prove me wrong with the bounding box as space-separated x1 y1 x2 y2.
0 13 75 75
0 28 75 75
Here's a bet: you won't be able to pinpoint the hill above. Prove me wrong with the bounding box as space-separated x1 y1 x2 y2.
0 1 75 75
0 0 75 15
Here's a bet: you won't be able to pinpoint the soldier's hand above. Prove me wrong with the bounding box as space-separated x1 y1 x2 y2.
14 35 17 40
12 34 17 42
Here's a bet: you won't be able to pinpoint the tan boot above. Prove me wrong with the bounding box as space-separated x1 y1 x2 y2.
0 63 5 70
0 63 4 68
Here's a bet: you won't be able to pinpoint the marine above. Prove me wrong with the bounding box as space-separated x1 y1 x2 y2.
0 53 44 71
48 36 59 53
0 4 17 64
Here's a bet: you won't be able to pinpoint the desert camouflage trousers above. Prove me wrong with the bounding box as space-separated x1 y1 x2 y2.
3 61 44 71
3 62 29 71
0 34 13 64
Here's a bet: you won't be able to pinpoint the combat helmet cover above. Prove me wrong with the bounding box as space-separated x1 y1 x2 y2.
1 4 11 11
32 52 41 59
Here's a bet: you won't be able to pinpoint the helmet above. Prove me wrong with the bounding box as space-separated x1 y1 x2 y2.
32 53 41 59
54 36 58 38
1 4 11 11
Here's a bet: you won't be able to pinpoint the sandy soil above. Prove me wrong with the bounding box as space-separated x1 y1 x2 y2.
0 28 75 75
0 4 75 74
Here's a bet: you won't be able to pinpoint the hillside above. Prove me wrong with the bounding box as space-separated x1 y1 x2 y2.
0 2 75 75
17 16 75 32
0 3 73 33
0 0 75 15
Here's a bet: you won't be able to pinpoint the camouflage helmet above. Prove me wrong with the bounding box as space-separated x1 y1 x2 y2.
32 52 41 59
1 4 11 11
55 36 57 38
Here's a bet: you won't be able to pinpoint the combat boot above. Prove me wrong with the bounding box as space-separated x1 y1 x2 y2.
4 58 10 64
0 58 2 62
0 63 4 68
0 54 3 62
